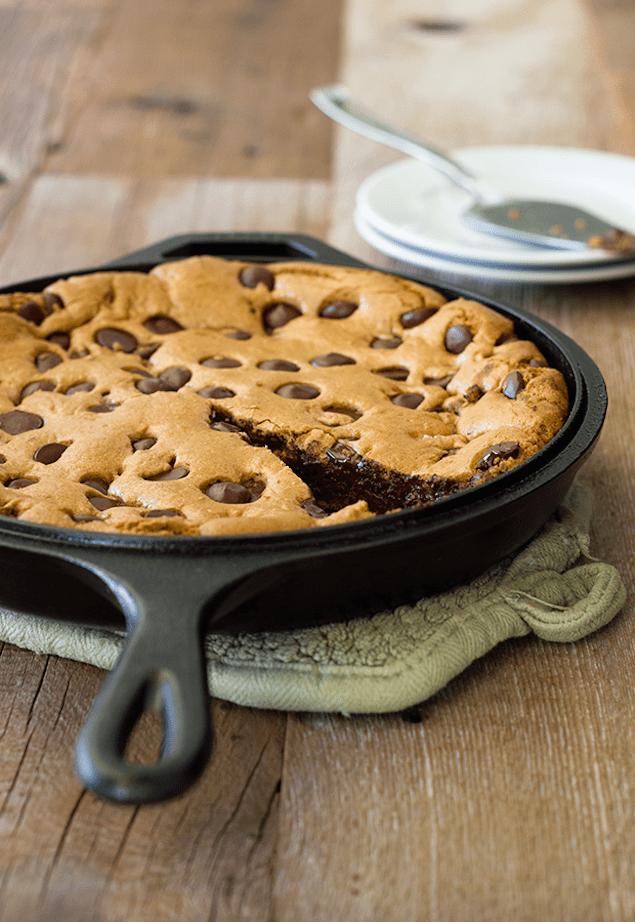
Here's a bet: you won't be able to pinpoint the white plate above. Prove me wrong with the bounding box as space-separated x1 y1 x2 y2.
354 208 635 284
355 146 635 271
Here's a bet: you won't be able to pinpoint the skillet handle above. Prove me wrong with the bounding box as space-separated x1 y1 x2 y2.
99 231 372 270
73 578 211 804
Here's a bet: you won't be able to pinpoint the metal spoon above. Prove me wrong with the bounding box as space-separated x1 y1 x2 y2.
310 84 635 255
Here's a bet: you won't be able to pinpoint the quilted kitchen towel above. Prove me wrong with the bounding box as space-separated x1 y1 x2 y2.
0 479 625 714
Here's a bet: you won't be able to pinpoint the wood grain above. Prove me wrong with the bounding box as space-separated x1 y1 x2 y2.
302 1 635 920
328 0 635 253
0 165 332 920
0 1 634 921
0 666 285 921
0 175 332 284
275 631 635 921
41 0 341 180
0 0 341 246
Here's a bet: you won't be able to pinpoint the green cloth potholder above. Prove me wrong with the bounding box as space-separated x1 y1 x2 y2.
0 479 626 714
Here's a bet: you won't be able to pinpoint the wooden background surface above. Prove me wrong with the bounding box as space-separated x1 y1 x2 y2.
1 1 635 920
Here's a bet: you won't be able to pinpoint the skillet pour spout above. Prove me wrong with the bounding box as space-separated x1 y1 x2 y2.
0 233 607 803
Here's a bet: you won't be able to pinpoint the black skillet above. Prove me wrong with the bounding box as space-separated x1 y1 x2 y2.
0 233 607 803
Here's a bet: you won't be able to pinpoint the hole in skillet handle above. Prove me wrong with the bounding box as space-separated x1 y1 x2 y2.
95 232 372 272
72 558 213 804
0 235 371 298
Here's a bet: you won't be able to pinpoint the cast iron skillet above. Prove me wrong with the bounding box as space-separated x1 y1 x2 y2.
0 233 607 803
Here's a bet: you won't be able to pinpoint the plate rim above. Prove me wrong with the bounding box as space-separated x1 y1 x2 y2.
354 207 635 284
356 145 635 269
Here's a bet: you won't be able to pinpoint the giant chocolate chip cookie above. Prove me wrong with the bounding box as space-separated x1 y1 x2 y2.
0 256 569 535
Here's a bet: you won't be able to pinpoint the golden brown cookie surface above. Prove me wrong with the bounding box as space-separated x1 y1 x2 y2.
0 256 569 535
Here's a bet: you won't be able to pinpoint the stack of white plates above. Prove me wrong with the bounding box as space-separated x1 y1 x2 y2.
354 146 635 284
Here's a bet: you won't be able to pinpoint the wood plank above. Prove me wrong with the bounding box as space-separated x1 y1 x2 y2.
327 0 635 254
585 0 635 125
0 175 332 285
0 654 285 922
0 0 341 241
276 629 635 921
273 1 635 919
0 173 333 921
42 0 342 180
1 0 635 920
0 5 104 232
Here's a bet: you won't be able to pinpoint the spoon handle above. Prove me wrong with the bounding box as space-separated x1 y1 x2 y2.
310 84 498 202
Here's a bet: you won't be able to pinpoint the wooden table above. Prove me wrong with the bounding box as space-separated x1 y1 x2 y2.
1 1 634 919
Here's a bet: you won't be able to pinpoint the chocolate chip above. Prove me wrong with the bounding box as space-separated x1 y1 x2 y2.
35 353 62 372
475 441 521 471
147 467 188 481
137 344 160 360
371 336 402 349
258 359 300 372
391 393 424 409
46 332 71 349
529 358 547 368
88 495 118 511
242 478 265 500
144 509 182 518
143 316 183 335
6 478 36 489
124 367 153 378
445 324 473 354
326 442 359 463
400 306 438 328
310 353 355 367
263 302 301 333
73 514 102 523
136 377 164 394
424 374 454 387
159 367 192 390
44 292 65 312
198 386 235 399
466 385 483 404
0 456 5 463
201 356 241 368
18 301 45 325
275 384 320 399
132 437 157 451
206 481 253 504
221 475 254 503
301 498 328 517
20 381 56 399
82 478 109 494
95 328 138 352
319 300 357 319
0 410 44 434
88 403 118 412
495 331 519 346
322 404 362 420
502 371 525 399
65 382 95 395
226 329 251 340
34 442 67 464
373 366 409 381
211 420 243 434
239 265 275 290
